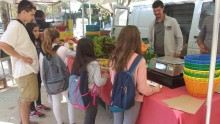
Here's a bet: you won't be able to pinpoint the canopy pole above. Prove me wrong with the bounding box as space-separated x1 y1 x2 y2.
117 0 119 5
82 3 85 37
78 0 89 37
52 4 54 22
89 3 91 25
69 1 71 19
206 1 220 124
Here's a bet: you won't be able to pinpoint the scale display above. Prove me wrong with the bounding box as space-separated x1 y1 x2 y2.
155 62 167 72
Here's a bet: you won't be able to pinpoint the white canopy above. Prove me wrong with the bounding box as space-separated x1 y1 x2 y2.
0 0 117 36
0 0 14 4
0 0 60 4
62 0 116 4
0 0 116 4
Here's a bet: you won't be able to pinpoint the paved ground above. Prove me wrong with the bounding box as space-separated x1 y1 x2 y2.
0 80 113 124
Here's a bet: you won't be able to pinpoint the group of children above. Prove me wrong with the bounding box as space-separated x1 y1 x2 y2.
0 0 161 124
26 21 108 124
28 22 161 124
1 0 160 124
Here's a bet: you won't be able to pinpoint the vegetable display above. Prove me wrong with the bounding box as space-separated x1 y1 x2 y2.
93 36 115 58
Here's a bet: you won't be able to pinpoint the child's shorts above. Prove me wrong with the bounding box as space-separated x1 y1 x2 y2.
15 73 38 102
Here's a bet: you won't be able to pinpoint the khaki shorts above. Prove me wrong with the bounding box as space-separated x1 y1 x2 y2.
15 73 38 102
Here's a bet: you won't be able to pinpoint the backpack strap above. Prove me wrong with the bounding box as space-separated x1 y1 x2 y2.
15 19 35 46
128 55 143 73
91 84 99 106
52 45 61 51
15 19 26 28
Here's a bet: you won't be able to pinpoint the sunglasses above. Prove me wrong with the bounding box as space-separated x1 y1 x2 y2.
26 3 35 8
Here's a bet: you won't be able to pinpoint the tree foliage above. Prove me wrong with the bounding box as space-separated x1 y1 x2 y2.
118 0 132 6
0 1 10 31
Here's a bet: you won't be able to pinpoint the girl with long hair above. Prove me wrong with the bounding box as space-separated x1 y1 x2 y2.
72 38 107 124
26 22 51 118
40 28 76 124
109 25 161 124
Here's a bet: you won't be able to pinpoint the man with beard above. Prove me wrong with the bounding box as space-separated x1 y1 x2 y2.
148 0 183 58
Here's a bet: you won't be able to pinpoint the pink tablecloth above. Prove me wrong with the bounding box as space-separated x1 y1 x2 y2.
99 74 112 105
136 86 220 124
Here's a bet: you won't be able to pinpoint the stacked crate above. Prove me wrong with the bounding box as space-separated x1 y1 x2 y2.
86 25 100 40
58 19 74 40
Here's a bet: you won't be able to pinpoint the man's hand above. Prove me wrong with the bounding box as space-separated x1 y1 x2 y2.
0 42 33 64
20 56 33 65
197 39 208 54
199 46 208 54
173 53 181 58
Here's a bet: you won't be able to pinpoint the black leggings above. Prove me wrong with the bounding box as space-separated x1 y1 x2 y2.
30 73 42 111
84 96 99 124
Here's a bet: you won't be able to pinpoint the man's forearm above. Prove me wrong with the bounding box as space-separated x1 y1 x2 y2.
197 39 206 47
197 39 208 53
0 42 21 59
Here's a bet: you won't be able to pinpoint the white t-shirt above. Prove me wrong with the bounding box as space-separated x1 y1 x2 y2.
0 20 39 79
52 44 76 65
57 46 76 65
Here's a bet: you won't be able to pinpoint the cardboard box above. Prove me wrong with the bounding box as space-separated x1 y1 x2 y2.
0 78 7 89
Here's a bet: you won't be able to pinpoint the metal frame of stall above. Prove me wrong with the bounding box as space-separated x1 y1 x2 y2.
206 0 220 124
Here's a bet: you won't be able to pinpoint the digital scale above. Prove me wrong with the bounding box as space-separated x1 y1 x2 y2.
147 56 185 89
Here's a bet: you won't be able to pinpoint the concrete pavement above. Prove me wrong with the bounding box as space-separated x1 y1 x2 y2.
0 80 113 124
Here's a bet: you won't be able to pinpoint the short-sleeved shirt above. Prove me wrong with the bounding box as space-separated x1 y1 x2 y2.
197 16 220 54
154 21 165 55
51 44 76 65
0 20 39 79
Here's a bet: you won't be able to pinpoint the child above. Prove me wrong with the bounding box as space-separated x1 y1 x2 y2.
39 28 76 124
49 29 76 65
26 22 51 118
109 25 161 124
72 38 107 124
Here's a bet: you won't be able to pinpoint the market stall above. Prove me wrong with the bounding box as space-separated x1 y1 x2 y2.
98 79 220 124
136 86 220 124
1 1 220 124
55 19 74 40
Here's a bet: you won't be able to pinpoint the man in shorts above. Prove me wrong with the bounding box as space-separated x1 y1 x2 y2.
0 0 38 124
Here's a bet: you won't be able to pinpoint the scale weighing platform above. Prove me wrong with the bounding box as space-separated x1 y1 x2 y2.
147 56 185 89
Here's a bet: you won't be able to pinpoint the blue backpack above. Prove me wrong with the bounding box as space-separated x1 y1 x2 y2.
110 55 143 112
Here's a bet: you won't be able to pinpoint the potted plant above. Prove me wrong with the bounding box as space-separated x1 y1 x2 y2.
143 46 157 67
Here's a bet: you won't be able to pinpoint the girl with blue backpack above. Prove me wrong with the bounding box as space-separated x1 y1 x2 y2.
109 25 161 124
